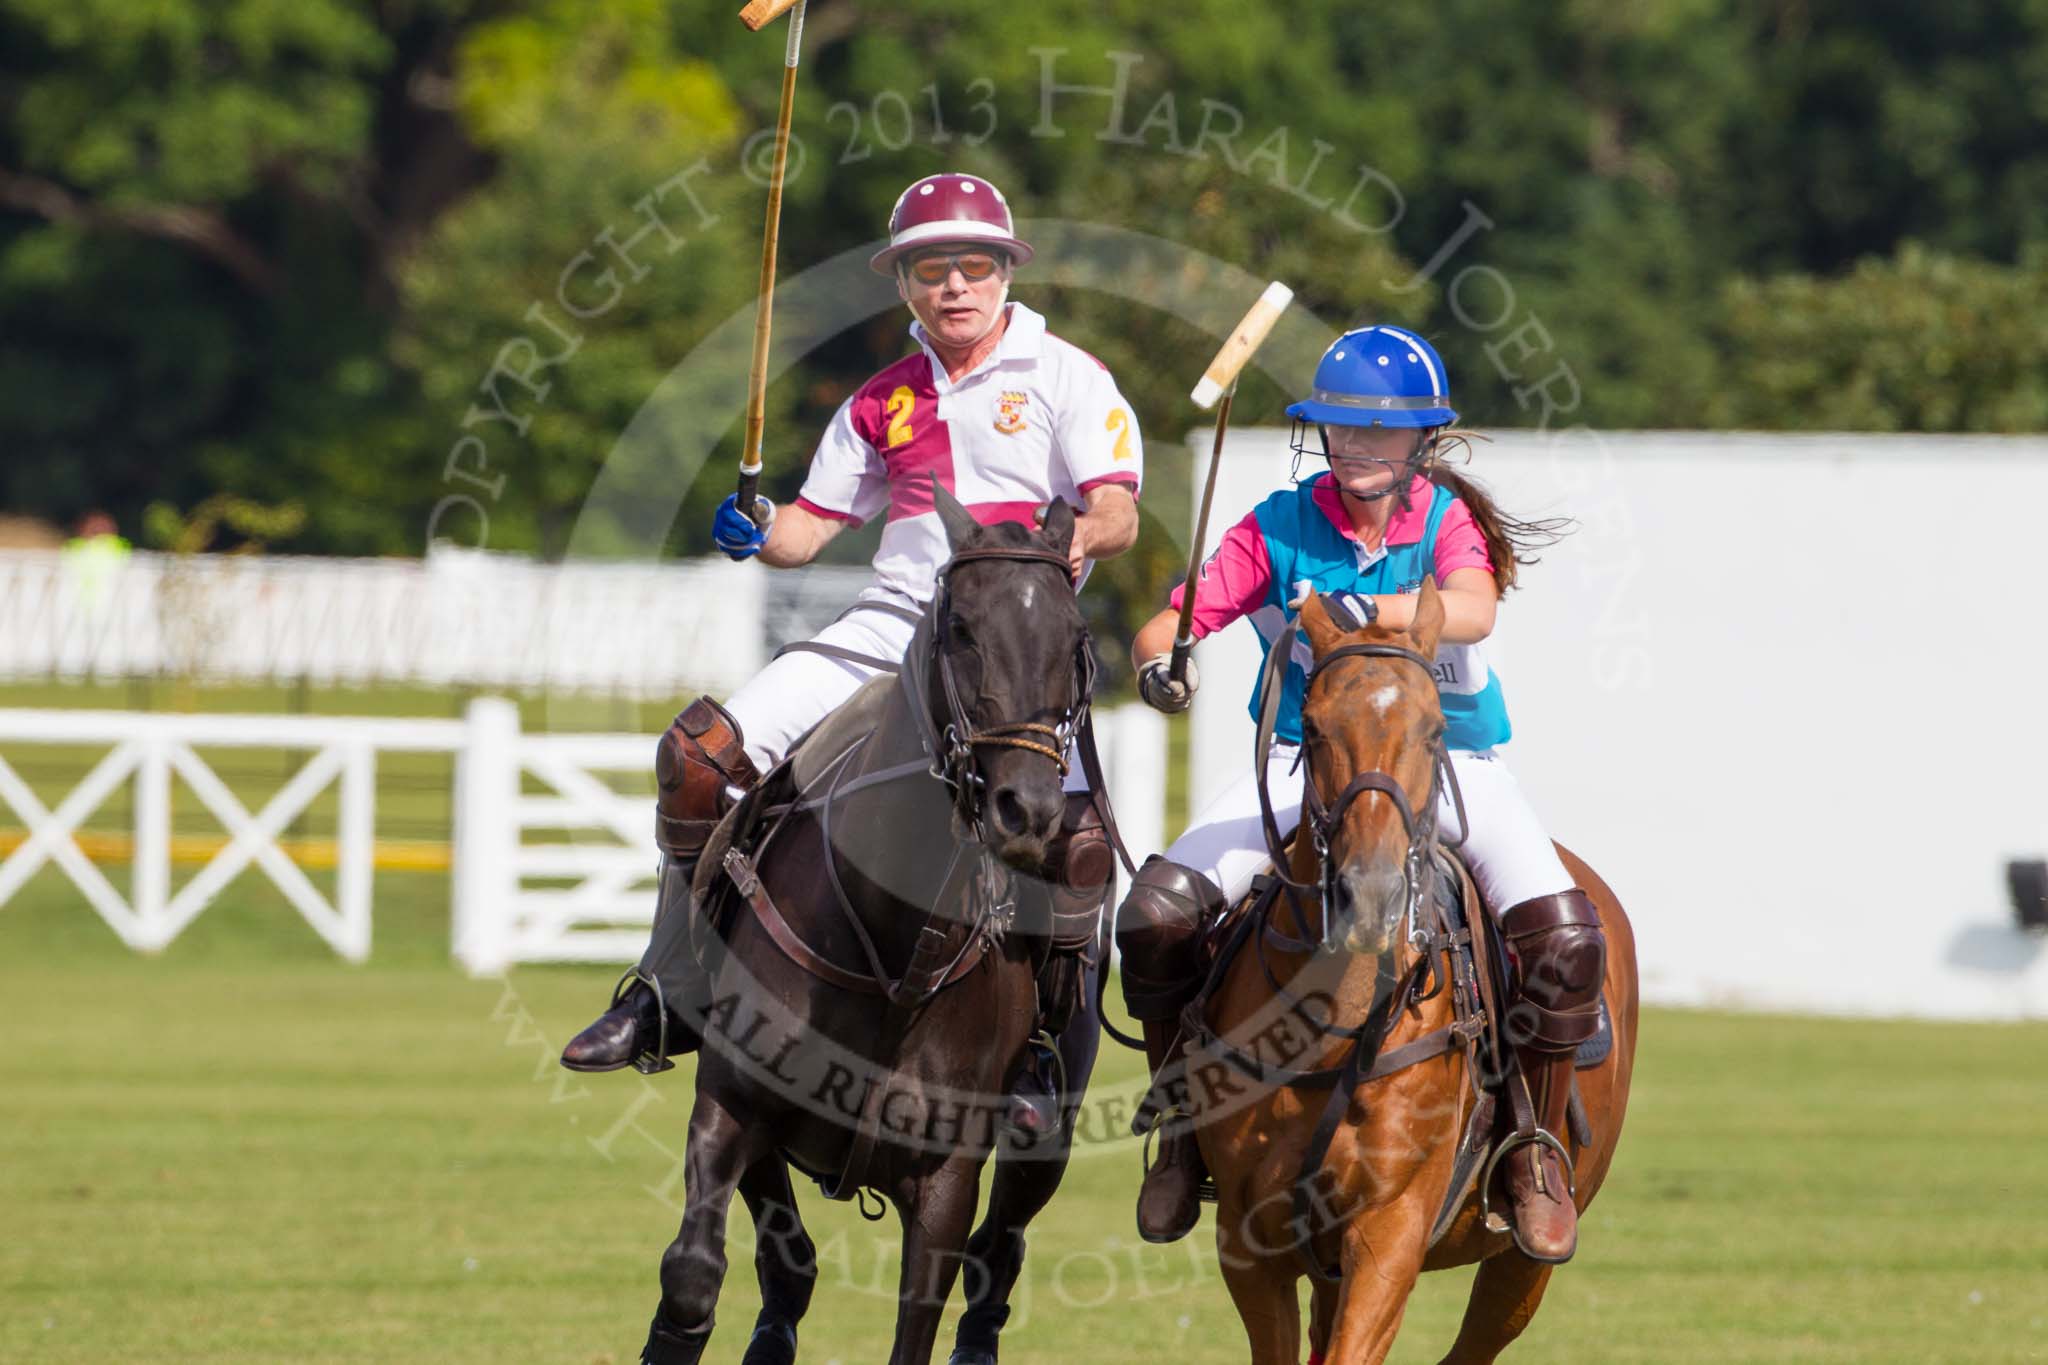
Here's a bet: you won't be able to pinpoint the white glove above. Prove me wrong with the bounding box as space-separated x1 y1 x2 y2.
1137 654 1198 714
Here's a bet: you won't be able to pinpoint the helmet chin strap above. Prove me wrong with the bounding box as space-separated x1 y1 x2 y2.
1324 427 1438 507
959 283 1012 345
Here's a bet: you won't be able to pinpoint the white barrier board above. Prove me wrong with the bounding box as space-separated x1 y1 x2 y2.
1186 429 2048 1021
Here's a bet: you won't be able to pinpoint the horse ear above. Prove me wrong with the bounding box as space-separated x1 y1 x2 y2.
1299 591 1350 659
933 477 977 548
1409 576 1447 659
1038 499 1076 557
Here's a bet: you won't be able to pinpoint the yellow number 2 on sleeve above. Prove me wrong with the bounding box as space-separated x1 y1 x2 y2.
1105 408 1134 462
885 386 916 449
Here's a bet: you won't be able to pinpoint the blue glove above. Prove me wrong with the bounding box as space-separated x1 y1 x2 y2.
711 494 773 560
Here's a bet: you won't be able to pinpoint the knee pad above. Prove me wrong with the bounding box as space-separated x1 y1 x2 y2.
1043 792 1115 946
1114 857 1223 1022
655 697 761 859
1501 890 1607 1050
1054 792 1115 897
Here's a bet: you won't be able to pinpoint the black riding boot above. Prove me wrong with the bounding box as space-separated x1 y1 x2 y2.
1114 856 1222 1245
1001 1036 1063 1147
1135 1018 1205 1243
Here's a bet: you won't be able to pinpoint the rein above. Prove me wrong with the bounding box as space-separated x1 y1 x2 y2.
1175 608 1487 1281
730 535 1134 1008
1253 621 1469 955
902 542 1097 838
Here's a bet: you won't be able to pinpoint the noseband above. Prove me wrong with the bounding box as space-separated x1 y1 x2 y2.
1256 630 1470 952
904 542 1096 840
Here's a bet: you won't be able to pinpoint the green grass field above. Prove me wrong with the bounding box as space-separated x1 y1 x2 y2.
4 682 2047 1362
5 865 2047 1365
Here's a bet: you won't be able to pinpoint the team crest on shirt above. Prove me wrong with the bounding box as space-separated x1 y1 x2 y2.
994 390 1030 434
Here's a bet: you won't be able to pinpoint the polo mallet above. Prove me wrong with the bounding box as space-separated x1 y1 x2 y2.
1171 281 1295 683
734 0 809 527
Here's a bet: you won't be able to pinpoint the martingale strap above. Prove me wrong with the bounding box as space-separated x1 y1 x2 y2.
1186 603 1504 1279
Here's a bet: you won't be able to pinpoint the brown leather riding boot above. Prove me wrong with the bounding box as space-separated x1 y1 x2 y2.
1503 1048 1580 1262
561 698 759 1075
1498 889 1607 1264
1135 1020 1205 1244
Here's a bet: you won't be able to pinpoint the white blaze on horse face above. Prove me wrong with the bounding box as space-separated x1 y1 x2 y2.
1018 579 1038 613
1368 684 1400 717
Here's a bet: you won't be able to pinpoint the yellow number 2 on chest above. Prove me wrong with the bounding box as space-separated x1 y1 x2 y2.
886 386 916 449
1106 408 1135 462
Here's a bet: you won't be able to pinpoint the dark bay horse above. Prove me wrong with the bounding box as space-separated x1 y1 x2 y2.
1187 583 1638 1364
639 491 1107 1365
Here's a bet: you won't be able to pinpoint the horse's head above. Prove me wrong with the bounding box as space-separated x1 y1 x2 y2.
927 484 1092 873
1297 579 1449 956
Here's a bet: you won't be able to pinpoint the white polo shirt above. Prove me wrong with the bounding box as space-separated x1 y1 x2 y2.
794 302 1143 603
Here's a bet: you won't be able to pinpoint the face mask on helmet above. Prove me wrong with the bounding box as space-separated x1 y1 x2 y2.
1287 420 1440 496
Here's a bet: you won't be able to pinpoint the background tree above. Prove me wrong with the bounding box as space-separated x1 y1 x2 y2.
6 0 2047 642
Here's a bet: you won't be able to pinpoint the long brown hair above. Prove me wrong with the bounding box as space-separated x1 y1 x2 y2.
1421 432 1572 597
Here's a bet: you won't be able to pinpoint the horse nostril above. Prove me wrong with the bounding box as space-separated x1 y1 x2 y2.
1330 876 1358 924
993 788 1030 837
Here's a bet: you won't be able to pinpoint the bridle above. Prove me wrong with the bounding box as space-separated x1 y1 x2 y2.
1255 625 1469 955
903 542 1098 842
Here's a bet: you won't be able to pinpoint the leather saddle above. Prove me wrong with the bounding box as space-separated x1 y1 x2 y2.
1195 846 1610 1248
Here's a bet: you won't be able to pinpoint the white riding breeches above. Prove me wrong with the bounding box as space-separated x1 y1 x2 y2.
1163 744 1574 915
724 595 921 773
722 590 1088 792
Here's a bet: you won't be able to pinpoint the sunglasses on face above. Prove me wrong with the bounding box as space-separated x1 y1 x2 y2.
905 251 1004 286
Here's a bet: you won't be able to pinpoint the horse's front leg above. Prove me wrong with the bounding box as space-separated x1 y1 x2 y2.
1213 1191 1304 1365
1322 1186 1438 1365
889 1154 985 1365
951 971 1103 1365
737 1156 816 1365
641 1093 769 1365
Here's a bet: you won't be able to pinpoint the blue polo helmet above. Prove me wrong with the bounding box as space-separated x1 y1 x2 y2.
1285 325 1458 430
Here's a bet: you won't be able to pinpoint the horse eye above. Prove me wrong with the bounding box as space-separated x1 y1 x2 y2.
948 615 974 644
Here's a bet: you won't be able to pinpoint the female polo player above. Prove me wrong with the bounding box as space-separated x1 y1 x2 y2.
1114 326 1606 1264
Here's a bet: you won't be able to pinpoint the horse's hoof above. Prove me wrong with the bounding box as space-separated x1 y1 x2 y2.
947 1350 997 1365
740 1321 797 1365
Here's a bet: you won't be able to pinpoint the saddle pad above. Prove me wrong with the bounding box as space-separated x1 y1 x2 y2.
1575 996 1613 1070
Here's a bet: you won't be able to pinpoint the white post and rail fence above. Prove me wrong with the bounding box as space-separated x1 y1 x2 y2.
0 700 1169 976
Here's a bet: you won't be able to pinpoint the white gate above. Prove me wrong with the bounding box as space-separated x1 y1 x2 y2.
451 698 657 974
0 709 466 960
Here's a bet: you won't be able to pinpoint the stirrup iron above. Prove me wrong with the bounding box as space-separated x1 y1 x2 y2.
612 967 675 1076
1478 1126 1576 1233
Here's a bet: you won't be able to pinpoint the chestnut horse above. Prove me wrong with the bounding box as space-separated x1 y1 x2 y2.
1188 583 1638 1364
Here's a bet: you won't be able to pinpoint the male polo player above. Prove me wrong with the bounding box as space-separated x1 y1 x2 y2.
561 173 1144 1141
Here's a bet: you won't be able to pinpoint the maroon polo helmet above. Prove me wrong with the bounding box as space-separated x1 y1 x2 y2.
868 172 1034 276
